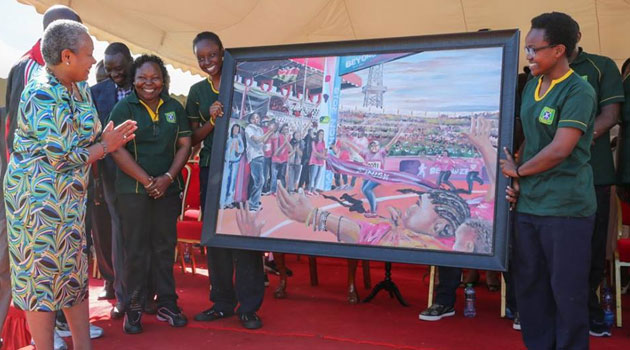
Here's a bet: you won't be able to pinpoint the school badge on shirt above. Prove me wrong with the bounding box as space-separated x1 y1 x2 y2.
539 106 556 125
165 112 176 123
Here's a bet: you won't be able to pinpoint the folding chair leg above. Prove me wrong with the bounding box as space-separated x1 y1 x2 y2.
615 252 622 327
500 274 506 317
428 266 436 307
191 250 197 275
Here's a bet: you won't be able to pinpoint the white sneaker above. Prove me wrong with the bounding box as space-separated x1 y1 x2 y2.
89 324 104 339
56 323 104 339
31 330 68 350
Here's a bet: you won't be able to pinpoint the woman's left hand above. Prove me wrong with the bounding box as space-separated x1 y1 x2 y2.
500 147 518 178
146 175 171 198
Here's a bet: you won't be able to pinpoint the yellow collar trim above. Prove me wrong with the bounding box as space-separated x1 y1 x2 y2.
139 99 164 122
534 69 574 102
207 77 219 94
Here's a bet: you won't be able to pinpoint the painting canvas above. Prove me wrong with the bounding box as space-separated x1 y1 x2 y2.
203 30 519 270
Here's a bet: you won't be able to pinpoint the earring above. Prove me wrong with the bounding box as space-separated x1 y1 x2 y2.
66 62 70 66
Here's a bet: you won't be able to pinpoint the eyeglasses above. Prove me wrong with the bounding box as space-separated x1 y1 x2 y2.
524 45 556 56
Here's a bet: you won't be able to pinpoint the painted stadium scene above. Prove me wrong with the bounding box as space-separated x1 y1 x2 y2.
214 46 503 256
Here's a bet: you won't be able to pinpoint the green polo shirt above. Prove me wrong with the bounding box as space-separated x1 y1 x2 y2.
570 49 625 185
186 78 219 167
618 76 630 184
517 70 597 217
109 90 192 195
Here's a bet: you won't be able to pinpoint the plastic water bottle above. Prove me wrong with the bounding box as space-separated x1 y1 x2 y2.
464 283 476 318
602 287 614 327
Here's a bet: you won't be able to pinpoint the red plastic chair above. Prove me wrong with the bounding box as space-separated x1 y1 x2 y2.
176 161 203 275
614 197 630 327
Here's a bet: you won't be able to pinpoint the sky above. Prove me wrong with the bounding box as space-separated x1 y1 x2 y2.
339 47 503 113
0 1 201 95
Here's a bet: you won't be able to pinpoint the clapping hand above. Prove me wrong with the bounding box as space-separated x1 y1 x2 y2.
101 120 137 151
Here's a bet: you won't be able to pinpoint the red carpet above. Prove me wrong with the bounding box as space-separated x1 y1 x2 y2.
79 254 629 350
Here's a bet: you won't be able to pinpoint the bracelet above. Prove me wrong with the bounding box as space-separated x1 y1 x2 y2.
210 117 216 126
336 216 344 242
164 172 174 182
312 209 318 232
99 141 108 159
515 166 522 178
318 211 330 232
305 208 316 228
143 176 154 189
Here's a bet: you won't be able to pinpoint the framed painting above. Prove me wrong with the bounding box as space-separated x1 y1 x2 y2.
202 29 519 271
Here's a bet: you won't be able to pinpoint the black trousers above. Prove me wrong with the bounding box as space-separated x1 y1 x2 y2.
298 161 311 189
514 213 594 350
588 185 610 324
435 266 461 307
199 166 265 315
118 193 181 310
206 247 265 314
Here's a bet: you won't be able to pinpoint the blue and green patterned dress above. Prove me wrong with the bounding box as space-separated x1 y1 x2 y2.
2 70 101 311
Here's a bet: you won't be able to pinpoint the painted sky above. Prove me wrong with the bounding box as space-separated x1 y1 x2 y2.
339 47 503 113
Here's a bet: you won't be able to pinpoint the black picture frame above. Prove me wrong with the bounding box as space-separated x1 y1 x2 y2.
202 29 519 271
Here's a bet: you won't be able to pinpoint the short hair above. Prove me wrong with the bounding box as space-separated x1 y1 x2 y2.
41 20 89 65
462 219 492 254
530 12 579 58
42 5 81 29
248 113 259 123
131 54 170 90
193 31 223 51
104 42 132 60
95 60 108 83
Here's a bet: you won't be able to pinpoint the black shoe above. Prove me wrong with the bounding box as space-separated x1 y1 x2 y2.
97 281 115 300
239 312 262 329
144 299 158 315
194 307 234 322
589 321 611 337
157 306 188 327
111 302 125 320
123 310 143 334
419 304 455 321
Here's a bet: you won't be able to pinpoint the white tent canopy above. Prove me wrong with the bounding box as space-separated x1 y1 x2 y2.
17 0 630 75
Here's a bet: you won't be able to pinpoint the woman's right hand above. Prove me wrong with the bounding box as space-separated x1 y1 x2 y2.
101 120 137 152
276 181 314 223
209 101 224 120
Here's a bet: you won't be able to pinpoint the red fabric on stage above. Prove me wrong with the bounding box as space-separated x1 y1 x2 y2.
2 307 31 350
86 255 630 350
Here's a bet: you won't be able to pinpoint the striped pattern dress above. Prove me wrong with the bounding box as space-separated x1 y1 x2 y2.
2 70 100 311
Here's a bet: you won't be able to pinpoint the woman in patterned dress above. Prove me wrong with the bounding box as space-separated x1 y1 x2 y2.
2 20 136 350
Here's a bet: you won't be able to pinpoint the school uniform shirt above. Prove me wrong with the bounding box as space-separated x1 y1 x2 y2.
570 49 625 185
186 78 219 168
517 69 597 217
108 90 192 195
618 75 630 184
